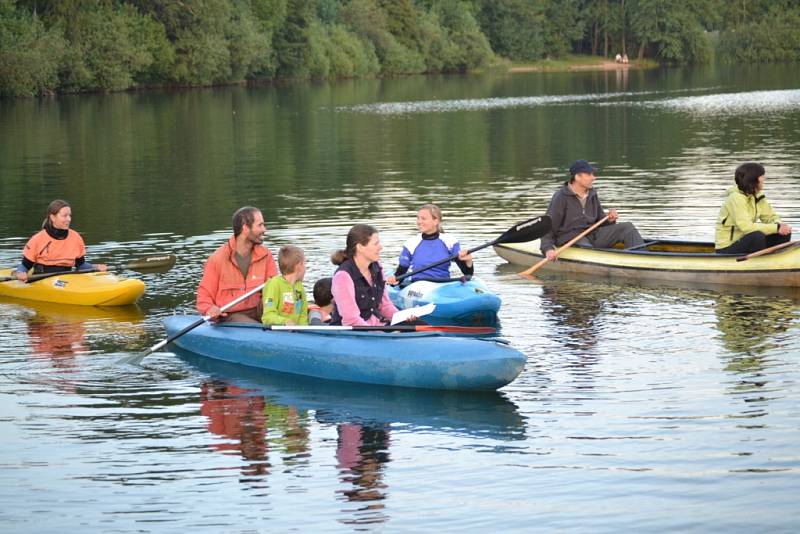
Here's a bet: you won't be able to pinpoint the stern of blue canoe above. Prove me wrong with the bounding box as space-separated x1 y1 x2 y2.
388 278 501 325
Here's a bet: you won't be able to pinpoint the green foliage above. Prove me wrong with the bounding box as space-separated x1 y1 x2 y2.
0 3 65 96
338 0 424 74
326 23 380 77
2 0 800 97
628 0 712 63
226 6 272 80
427 0 493 71
477 0 545 61
274 0 314 76
718 1 800 62
542 0 582 58
57 3 170 92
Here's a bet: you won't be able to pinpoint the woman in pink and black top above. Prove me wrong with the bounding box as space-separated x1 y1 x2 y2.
329 224 399 326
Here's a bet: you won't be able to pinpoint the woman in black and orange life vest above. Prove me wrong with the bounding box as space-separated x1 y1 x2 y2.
14 199 107 282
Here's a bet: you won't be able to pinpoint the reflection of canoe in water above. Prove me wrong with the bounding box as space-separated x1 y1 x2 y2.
388 277 501 326
1 296 145 360
0 295 145 323
164 315 526 391
495 239 800 287
176 348 526 440
0 269 145 305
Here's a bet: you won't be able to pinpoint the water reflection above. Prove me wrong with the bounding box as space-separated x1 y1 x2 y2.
715 294 796 357
538 280 611 356
177 352 524 525
336 423 390 524
0 297 145 368
200 381 271 477
713 294 799 411
178 349 526 439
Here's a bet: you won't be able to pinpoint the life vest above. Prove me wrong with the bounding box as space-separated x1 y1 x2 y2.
329 258 386 325
22 228 86 269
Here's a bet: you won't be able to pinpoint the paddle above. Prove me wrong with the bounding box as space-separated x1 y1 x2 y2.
124 282 268 365
394 215 551 283
262 324 496 334
519 215 610 278
735 240 799 262
0 254 177 283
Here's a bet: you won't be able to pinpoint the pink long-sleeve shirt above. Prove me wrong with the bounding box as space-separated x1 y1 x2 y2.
331 268 398 326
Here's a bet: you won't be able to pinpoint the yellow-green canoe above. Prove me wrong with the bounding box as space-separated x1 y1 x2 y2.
495 239 800 287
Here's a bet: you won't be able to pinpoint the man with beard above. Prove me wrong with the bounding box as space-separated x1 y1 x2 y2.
197 207 278 323
540 160 643 260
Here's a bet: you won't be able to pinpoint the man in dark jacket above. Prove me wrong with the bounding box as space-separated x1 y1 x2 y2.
540 160 643 260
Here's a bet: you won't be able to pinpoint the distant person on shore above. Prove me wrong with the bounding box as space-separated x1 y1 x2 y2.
385 203 473 285
615 53 622 63
308 277 334 325
329 224 403 326
715 162 791 254
14 199 107 281
540 160 644 260
196 206 277 323
261 245 309 326
622 53 629 64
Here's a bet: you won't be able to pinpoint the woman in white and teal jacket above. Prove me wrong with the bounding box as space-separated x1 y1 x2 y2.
715 162 792 254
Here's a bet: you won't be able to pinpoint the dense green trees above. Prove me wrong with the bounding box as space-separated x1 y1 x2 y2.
1 0 798 97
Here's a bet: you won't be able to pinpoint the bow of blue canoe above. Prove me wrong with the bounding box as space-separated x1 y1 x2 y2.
162 315 527 391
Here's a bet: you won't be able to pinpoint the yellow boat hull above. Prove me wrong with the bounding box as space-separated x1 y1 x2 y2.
495 239 800 288
0 269 146 306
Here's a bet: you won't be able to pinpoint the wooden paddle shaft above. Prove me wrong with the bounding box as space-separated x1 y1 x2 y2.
735 239 798 262
519 215 610 276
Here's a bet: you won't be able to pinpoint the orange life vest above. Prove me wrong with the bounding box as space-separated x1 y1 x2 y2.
22 229 86 267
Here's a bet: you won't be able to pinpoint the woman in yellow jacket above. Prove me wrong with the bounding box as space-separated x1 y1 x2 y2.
715 162 792 254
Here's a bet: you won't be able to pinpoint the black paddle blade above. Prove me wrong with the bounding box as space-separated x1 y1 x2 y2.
496 215 551 245
125 254 176 271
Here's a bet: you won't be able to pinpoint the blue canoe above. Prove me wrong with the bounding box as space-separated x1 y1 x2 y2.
163 315 526 391
388 277 502 326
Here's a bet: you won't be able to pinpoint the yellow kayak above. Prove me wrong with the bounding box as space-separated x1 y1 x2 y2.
0 269 145 306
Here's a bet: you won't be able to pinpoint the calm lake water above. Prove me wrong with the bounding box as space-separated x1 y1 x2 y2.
1 64 800 532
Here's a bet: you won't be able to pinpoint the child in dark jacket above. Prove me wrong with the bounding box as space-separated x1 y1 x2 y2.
308 277 334 325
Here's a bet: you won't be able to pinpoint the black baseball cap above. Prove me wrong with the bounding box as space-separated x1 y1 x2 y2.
569 160 597 177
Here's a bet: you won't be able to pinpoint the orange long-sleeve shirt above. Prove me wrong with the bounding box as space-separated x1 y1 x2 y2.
196 236 277 315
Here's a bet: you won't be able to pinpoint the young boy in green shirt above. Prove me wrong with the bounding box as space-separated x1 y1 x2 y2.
261 245 309 326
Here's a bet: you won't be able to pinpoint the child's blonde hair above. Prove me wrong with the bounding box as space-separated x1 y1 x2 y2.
278 245 305 275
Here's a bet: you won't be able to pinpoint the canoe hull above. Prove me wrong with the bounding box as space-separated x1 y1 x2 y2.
0 269 145 306
495 239 800 287
388 277 501 325
164 316 526 391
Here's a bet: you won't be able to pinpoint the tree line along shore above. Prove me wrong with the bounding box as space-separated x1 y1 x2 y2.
1 0 798 98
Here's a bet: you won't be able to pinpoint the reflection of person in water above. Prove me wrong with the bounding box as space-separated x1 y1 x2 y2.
714 294 796 373
539 281 606 354
263 400 310 465
200 381 268 476
336 423 391 509
27 315 87 368
200 380 312 477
